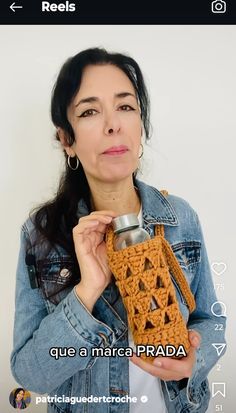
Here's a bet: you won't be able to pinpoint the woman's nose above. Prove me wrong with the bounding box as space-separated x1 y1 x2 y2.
104 112 121 135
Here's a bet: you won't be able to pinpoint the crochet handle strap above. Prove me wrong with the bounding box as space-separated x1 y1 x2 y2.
155 189 196 313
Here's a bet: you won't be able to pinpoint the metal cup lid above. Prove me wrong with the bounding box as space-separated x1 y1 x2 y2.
111 213 139 233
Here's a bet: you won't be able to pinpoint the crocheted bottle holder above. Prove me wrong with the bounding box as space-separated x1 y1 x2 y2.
105 202 196 363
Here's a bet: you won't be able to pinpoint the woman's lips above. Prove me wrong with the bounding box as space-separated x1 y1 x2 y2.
102 145 129 154
102 149 128 156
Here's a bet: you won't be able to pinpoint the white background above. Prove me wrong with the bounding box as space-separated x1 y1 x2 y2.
0 25 235 412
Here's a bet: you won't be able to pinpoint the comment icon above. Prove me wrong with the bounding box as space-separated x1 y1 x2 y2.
211 301 227 317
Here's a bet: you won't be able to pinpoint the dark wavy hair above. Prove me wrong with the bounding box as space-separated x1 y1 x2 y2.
28 47 152 299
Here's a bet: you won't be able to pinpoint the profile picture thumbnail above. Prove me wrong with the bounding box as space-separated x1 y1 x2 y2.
9 387 31 409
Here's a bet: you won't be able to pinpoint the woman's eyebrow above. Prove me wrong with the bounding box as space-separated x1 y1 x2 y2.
114 92 137 100
75 92 136 107
75 96 99 107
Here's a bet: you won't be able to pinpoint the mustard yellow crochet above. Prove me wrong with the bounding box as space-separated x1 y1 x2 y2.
105 190 196 363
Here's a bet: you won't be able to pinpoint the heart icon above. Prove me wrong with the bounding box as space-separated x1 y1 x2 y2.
211 262 227 276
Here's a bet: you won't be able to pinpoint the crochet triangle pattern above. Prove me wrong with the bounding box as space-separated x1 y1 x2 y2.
105 193 196 363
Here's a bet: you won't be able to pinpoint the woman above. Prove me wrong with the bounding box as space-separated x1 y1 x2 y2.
11 388 27 409
11 47 226 413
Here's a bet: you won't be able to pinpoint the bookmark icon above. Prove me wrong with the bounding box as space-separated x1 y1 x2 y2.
212 382 226 398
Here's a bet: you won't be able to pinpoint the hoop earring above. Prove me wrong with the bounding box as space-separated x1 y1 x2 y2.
139 143 144 159
67 155 79 170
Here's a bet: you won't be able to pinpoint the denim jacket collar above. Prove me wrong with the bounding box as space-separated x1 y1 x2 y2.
76 177 179 227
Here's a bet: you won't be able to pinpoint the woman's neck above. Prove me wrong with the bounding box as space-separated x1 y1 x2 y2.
89 180 141 216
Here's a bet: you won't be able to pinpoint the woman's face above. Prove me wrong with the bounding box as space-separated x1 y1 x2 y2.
16 390 24 401
65 64 142 183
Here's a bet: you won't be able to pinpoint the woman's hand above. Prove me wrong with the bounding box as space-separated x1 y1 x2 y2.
73 210 118 294
129 330 201 381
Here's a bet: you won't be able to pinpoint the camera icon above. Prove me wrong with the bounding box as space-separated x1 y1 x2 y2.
211 0 226 13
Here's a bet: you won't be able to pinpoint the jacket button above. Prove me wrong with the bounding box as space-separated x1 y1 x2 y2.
98 332 109 347
60 268 70 278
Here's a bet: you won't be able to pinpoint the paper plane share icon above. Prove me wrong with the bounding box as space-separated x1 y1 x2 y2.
212 343 226 356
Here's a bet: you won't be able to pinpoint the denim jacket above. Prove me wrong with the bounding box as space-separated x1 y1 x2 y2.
11 178 226 413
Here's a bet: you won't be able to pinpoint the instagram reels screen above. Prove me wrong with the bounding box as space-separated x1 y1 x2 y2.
0 1 235 412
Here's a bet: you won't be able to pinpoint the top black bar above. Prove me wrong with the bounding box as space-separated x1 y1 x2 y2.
0 0 236 24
